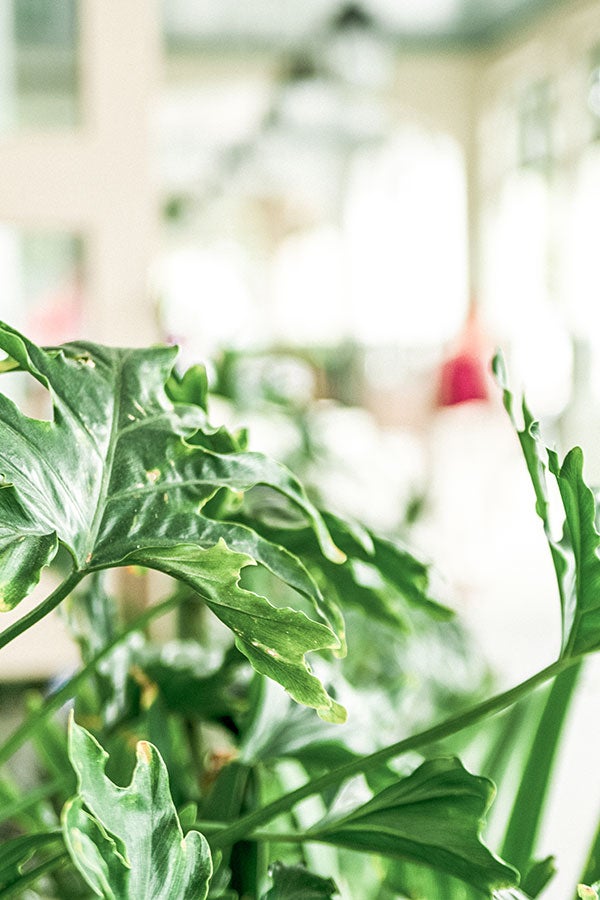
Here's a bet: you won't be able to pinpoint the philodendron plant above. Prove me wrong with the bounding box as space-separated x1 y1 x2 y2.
0 320 597 899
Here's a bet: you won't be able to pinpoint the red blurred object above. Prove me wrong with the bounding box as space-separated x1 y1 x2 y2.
437 307 490 407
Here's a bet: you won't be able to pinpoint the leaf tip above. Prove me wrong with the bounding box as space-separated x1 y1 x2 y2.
329 546 347 565
491 350 507 384
318 699 347 725
137 741 153 765
578 886 599 900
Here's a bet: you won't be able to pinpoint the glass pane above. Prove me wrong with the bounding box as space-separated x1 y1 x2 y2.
0 0 79 134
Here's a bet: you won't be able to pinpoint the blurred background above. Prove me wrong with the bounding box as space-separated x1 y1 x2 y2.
1 0 600 895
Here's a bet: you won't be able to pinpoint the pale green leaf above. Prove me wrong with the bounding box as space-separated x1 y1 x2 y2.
62 797 129 900
63 716 212 900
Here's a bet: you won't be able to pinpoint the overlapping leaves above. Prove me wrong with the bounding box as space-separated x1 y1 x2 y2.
233 506 451 633
494 354 600 657
0 323 349 719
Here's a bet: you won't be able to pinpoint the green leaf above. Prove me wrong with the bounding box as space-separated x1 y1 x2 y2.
0 481 57 612
137 640 247 721
521 856 556 898
126 542 346 723
63 574 139 728
234 508 450 635
167 363 209 412
493 891 532 900
307 757 518 895
62 797 129 900
494 353 600 657
261 861 338 899
0 832 62 892
0 323 345 718
578 886 600 900
500 666 580 874
579 811 600 891
383 859 482 899
63 716 212 900
322 512 452 622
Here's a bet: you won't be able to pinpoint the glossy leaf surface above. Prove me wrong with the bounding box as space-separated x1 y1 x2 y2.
307 757 517 894
0 323 346 719
494 354 600 657
63 717 212 899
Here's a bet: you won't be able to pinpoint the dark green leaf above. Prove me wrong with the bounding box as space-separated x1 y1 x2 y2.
0 323 345 718
307 757 517 894
262 861 338 899
63 716 213 899
521 856 556 897
137 640 248 721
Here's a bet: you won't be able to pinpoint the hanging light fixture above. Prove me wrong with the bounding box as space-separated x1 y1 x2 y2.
323 2 394 90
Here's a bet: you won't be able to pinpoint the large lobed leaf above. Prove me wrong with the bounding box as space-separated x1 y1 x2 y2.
62 716 212 899
306 757 518 895
494 354 600 657
0 322 347 720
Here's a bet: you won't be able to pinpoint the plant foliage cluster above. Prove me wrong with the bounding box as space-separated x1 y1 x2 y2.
0 322 597 898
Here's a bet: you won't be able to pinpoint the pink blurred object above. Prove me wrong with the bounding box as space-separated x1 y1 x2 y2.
26 277 83 346
437 307 491 407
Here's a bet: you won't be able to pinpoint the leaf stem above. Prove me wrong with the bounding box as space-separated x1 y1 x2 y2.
193 820 311 844
0 571 84 653
0 591 182 768
501 661 582 872
210 656 575 850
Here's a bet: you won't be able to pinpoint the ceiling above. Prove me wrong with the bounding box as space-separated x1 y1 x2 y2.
163 0 570 50
13 0 570 53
